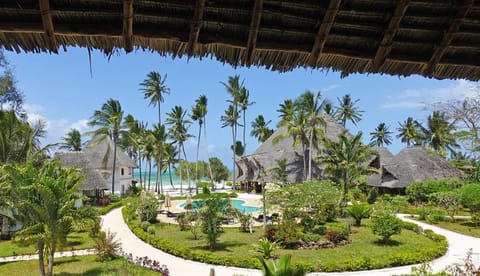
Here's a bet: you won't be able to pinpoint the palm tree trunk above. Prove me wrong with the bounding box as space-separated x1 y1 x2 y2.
204 119 215 190
178 143 183 195
112 137 118 194
47 241 56 276
232 126 238 192
243 109 246 154
182 144 191 192
148 160 152 192
168 163 174 188
308 129 313 181
138 151 143 188
195 123 201 194
302 143 307 181
37 239 45 276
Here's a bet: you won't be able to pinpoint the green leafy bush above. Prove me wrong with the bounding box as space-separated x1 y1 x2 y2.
371 211 402 243
137 192 159 223
95 230 122 261
461 184 480 225
252 237 278 259
367 187 378 204
345 203 372 226
147 226 156 235
425 209 446 224
98 200 125 215
141 221 151 231
236 211 252 232
325 224 350 244
406 179 464 205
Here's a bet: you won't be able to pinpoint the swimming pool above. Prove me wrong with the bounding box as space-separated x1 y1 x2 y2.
178 198 261 213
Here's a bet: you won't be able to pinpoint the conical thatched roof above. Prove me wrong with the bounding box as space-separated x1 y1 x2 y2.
368 147 394 169
0 1 478 80
55 151 109 191
235 113 347 183
368 146 464 189
83 136 137 170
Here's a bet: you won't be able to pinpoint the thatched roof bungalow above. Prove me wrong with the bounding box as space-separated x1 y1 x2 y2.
0 1 478 80
367 146 464 190
235 113 347 183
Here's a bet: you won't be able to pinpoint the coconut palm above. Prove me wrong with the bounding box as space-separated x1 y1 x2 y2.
4 160 81 276
335 94 363 128
276 99 294 127
221 105 241 189
88 98 124 193
166 105 192 193
141 130 155 191
319 131 377 211
59 128 83 151
120 115 147 187
139 71 170 125
190 95 208 194
238 86 255 153
369 123 393 147
396 117 421 146
250 115 274 143
163 142 179 189
152 123 168 194
418 111 459 157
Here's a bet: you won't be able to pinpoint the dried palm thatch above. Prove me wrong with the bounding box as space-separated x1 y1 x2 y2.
0 0 479 80
367 146 464 189
55 151 109 191
83 136 137 170
235 113 347 183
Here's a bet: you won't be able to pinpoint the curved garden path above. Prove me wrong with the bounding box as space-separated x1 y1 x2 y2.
101 209 480 276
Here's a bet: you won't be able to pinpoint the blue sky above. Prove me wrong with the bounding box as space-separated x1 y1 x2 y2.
4 47 478 167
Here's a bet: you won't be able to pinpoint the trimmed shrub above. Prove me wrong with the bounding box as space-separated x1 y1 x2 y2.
141 221 151 231
406 178 464 205
371 211 402 243
147 225 156 235
325 224 349 244
462 184 480 225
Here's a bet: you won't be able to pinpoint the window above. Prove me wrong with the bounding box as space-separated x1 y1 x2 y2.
121 168 125 176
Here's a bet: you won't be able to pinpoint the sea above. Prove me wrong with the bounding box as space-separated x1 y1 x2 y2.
132 170 226 191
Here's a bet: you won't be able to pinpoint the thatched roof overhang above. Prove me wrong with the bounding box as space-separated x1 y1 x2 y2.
0 0 479 80
84 136 137 169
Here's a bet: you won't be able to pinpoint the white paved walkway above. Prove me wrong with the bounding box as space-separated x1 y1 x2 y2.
101 209 480 276
0 249 96 263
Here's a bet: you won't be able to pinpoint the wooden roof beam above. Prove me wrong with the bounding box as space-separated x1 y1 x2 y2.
122 0 134 53
308 0 341 67
423 0 474 76
38 0 57 53
245 0 264 65
187 0 206 56
371 0 410 71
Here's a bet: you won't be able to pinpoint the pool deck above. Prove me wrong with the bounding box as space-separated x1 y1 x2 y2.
157 192 267 227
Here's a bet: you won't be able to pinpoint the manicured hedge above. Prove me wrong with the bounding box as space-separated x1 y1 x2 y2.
98 200 126 215
122 206 447 272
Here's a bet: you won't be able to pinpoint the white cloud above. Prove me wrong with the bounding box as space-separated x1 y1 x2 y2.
380 80 478 110
323 84 340 92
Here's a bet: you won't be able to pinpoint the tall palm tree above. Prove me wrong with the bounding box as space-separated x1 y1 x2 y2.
88 98 124 194
163 142 178 189
166 105 192 193
221 105 241 189
190 95 208 194
418 111 459 157
335 94 363 128
396 117 421 146
139 71 170 125
5 160 81 276
250 115 274 143
59 129 83 151
319 131 376 211
141 130 155 191
152 123 168 194
276 99 294 128
238 86 255 153
369 123 393 147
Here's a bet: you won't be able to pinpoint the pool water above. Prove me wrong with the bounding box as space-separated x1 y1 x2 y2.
178 199 260 213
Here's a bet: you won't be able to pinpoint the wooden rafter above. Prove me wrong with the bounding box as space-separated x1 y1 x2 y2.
187 0 206 56
307 0 341 66
371 0 410 71
245 0 264 64
38 0 57 53
423 0 474 75
122 0 134 53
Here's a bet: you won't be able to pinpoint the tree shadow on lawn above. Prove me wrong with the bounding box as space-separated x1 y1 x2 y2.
373 239 402 246
191 240 249 252
56 268 104 276
54 257 82 266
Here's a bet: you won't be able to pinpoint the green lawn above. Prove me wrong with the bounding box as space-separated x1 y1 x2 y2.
0 231 95 257
0 254 161 275
415 218 480 238
149 218 441 271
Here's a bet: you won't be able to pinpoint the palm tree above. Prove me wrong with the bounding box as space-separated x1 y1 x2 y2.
221 105 241 189
319 131 377 211
238 86 255 153
59 128 83 151
166 105 192 193
88 98 124 194
396 117 421 146
369 123 393 147
139 71 170 125
5 160 81 276
276 99 294 127
250 115 274 143
258 254 306 276
190 95 208 194
152 123 168 194
163 142 178 189
141 130 155 191
419 111 459 157
335 94 363 128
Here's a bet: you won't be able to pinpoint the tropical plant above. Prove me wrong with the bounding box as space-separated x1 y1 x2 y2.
137 191 159 223
139 71 170 125
0 55 24 114
345 203 372 226
335 94 363 128
258 254 306 276
163 142 179 189
371 210 402 244
369 123 393 147
276 99 294 128
417 111 459 157
271 158 288 185
4 160 81 276
59 128 83 151
152 123 168 194
252 237 278 259
95 230 122 261
199 195 226 249
318 131 377 211
396 117 421 146
191 95 208 194
251 115 274 143
88 98 124 193
209 157 230 183
238 86 255 153
461 184 480 225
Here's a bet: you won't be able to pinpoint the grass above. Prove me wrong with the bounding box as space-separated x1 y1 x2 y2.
0 231 95 257
150 218 439 268
414 217 480 238
0 254 160 275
